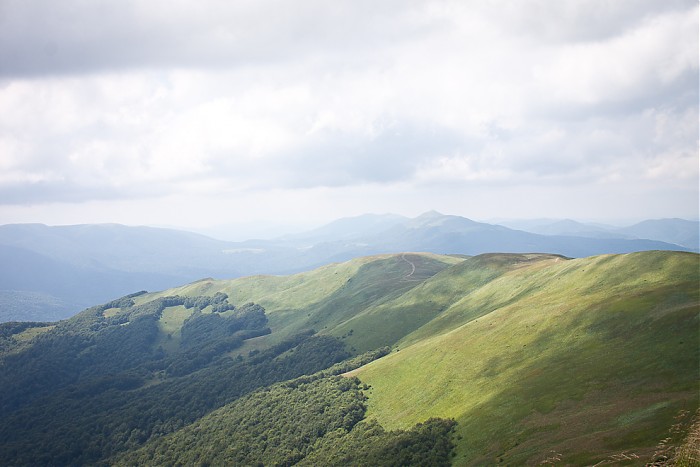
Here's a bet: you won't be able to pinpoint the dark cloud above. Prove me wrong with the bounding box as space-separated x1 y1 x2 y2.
7 0 693 78
0 0 425 77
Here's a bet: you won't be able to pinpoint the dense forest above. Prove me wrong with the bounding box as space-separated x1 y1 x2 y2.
117 374 456 466
0 292 456 465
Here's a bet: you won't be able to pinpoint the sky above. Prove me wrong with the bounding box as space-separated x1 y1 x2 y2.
0 0 698 238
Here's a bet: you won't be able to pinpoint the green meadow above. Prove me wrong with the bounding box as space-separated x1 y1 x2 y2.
351 251 699 464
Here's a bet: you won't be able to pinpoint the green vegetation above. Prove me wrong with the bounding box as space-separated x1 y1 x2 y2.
0 320 55 354
301 418 457 466
136 252 461 356
116 375 368 466
0 288 353 465
0 250 696 465
353 251 699 464
0 331 352 464
116 370 456 466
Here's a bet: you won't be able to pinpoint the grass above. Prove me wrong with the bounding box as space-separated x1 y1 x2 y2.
352 251 699 465
155 305 193 353
102 307 123 318
233 253 462 355
114 250 699 464
328 253 538 352
13 324 56 342
671 410 700 466
134 253 462 354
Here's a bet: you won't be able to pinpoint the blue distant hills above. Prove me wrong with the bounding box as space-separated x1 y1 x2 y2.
0 212 696 321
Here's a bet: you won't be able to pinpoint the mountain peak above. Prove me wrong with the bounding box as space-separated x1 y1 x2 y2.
416 210 445 220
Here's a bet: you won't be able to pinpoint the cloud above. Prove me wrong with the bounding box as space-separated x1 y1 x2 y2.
530 6 698 115
269 122 465 188
492 0 694 43
0 0 696 223
0 0 427 77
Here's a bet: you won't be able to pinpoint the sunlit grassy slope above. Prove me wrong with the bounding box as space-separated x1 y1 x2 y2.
133 252 463 351
351 251 699 465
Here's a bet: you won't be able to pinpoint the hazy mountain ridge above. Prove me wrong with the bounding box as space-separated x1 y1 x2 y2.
0 213 694 322
500 217 699 248
0 250 696 465
618 218 700 249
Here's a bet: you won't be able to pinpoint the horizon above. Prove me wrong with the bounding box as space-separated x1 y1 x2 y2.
1 210 698 243
0 1 697 229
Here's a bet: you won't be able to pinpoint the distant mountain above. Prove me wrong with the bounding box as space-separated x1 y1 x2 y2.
617 218 699 250
0 243 177 321
497 217 699 249
280 213 407 244
361 211 690 257
0 224 244 321
498 218 631 239
0 213 693 322
0 223 239 275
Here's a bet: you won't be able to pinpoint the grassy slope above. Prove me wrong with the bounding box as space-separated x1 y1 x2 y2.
44 250 695 464
335 253 563 353
132 253 463 353
155 305 194 353
352 251 699 465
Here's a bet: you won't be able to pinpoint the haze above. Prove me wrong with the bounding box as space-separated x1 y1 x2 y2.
0 0 697 236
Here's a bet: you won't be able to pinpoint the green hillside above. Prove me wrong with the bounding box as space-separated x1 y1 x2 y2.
351 251 699 464
137 252 462 352
115 366 457 467
331 253 564 352
0 250 696 465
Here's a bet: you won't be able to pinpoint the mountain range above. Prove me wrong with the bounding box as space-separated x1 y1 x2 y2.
0 212 696 322
498 217 699 247
0 250 697 465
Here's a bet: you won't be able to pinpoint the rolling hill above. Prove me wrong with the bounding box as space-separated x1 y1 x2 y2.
0 250 696 465
351 251 699 464
0 213 693 322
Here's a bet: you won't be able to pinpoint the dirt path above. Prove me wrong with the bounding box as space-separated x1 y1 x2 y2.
401 253 417 279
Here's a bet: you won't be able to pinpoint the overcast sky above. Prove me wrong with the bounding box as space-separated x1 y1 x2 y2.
0 0 697 237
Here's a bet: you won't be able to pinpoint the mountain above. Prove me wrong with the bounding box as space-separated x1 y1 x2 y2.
0 214 693 322
617 218 700 250
280 213 408 244
0 223 247 321
350 251 699 464
0 243 180 321
498 217 699 249
0 250 697 465
363 211 690 258
497 218 632 239
0 223 239 275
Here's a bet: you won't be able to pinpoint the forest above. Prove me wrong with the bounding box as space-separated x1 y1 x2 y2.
0 292 455 465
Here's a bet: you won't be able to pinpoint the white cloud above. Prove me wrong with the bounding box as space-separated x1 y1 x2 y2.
0 0 696 225
532 6 698 111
